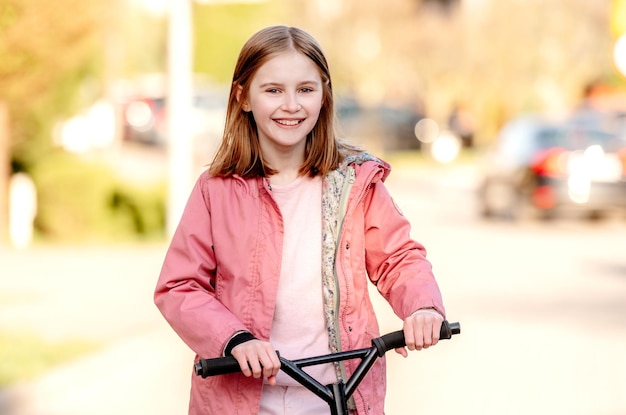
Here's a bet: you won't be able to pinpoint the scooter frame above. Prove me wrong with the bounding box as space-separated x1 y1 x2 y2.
194 320 460 415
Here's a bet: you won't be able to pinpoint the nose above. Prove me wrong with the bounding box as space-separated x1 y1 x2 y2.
282 92 301 112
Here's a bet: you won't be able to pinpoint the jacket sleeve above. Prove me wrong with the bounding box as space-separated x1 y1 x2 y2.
154 174 248 358
363 179 446 319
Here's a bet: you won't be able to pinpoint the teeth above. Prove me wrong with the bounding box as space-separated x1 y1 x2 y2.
276 119 301 126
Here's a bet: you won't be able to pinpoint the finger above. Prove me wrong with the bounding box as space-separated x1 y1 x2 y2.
411 309 444 350
231 343 254 377
394 347 408 358
403 320 416 351
234 354 252 377
431 321 441 346
269 350 281 377
247 355 263 379
232 340 277 379
414 325 425 350
422 322 433 349
260 350 280 380
238 362 251 377
423 318 443 348
232 350 258 378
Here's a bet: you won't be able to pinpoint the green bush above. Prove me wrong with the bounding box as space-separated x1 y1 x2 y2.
29 151 166 242
0 330 99 386
109 180 167 241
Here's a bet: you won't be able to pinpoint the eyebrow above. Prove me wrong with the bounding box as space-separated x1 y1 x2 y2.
257 80 321 88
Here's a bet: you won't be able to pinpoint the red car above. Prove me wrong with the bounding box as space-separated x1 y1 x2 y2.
478 113 626 221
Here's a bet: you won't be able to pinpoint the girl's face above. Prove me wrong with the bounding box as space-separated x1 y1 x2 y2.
241 51 323 159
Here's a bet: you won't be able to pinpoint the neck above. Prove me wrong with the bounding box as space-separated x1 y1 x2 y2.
269 168 300 186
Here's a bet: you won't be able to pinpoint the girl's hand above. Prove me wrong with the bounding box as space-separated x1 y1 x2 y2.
231 339 281 385
395 308 444 357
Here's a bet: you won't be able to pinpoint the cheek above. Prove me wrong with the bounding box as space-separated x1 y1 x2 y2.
248 98 271 117
306 95 324 114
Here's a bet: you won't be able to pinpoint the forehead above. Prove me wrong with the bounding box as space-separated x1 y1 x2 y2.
252 51 321 84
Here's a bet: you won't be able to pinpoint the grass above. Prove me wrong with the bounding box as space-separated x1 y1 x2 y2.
0 331 100 387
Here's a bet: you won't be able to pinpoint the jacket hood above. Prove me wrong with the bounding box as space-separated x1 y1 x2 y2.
341 151 392 182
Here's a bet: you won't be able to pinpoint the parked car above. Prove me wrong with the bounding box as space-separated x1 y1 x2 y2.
477 113 626 221
336 98 424 152
121 86 227 148
122 95 166 146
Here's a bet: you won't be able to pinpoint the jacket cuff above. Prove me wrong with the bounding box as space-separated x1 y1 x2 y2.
411 307 445 318
224 331 257 356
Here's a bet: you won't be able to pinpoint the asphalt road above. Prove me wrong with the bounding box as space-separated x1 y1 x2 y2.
382 166 626 415
1 161 625 415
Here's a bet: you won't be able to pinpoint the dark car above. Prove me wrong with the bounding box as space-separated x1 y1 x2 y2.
336 98 424 152
477 114 626 221
121 87 227 147
122 95 166 146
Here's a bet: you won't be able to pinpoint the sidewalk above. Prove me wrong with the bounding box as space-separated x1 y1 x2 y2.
0 329 193 415
0 244 194 415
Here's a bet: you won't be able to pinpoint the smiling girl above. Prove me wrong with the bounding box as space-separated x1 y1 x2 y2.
155 25 446 415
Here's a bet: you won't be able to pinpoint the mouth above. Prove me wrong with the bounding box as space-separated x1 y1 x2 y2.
274 119 304 126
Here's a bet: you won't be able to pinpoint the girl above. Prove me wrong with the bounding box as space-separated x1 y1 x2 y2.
154 25 446 415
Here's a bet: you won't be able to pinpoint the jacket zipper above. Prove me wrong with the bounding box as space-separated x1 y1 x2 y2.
333 165 380 400
332 166 355 385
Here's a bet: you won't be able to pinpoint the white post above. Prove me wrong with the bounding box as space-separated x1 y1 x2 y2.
166 0 195 237
0 102 8 245
9 173 37 249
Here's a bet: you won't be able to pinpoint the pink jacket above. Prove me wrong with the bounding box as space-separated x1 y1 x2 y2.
154 155 445 414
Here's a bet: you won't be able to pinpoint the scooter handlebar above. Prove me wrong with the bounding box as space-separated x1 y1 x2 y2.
372 320 460 356
194 320 461 378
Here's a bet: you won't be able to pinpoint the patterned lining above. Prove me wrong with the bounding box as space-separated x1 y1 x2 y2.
320 152 379 382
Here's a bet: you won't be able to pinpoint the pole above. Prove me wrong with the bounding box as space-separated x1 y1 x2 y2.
166 0 195 237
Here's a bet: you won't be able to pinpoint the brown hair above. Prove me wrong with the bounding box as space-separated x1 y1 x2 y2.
208 25 357 178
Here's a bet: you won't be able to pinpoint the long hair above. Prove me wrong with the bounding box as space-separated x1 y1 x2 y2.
208 26 357 178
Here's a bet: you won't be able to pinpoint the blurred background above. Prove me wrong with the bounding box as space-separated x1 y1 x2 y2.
1 0 625 414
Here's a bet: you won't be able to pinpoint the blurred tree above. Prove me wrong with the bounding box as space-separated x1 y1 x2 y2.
0 103 8 243
0 0 118 243
611 0 626 37
0 0 615 241
284 0 615 144
115 4 168 76
192 1 288 83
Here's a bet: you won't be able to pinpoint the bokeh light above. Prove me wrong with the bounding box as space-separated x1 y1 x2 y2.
613 34 626 77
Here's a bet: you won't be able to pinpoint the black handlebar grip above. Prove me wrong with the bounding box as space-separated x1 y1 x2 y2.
373 330 406 356
372 320 460 357
194 355 240 378
441 321 461 339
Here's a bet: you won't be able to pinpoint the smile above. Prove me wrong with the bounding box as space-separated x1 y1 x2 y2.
275 119 304 126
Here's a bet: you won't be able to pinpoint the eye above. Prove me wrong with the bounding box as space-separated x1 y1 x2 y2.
266 88 280 94
299 87 314 93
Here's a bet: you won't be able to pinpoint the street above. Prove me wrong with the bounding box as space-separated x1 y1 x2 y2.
382 165 626 415
1 161 625 414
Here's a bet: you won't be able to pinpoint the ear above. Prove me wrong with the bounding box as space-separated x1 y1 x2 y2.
235 84 251 112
